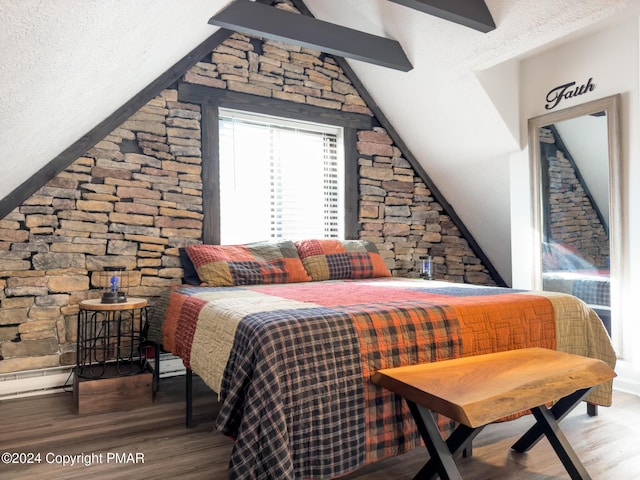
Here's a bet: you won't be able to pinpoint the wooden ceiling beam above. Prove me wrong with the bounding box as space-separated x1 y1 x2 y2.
387 0 495 33
208 0 413 72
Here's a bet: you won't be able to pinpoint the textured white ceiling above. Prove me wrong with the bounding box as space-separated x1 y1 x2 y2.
1 0 638 281
0 0 227 202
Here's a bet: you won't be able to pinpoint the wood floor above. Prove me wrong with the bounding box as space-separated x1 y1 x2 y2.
1 375 639 479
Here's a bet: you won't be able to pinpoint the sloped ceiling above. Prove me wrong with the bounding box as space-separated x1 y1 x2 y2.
0 0 637 283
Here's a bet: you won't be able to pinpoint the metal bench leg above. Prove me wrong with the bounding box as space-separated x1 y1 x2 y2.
412 422 482 480
530 404 592 480
408 401 483 480
512 387 591 453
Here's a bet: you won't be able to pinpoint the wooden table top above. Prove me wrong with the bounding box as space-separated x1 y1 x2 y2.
79 297 148 311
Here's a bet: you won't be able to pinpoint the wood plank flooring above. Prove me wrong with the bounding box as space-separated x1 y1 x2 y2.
1 375 639 479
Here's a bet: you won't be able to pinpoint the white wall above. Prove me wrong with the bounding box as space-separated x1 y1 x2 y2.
555 115 610 228
512 17 640 395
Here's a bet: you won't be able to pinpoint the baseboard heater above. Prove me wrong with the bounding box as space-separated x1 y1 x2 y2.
0 353 186 400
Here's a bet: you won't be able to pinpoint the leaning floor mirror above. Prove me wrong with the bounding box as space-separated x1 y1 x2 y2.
528 94 621 337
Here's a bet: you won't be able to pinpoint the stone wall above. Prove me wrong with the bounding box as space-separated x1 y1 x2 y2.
356 129 491 282
541 127 609 267
0 3 495 374
0 92 202 373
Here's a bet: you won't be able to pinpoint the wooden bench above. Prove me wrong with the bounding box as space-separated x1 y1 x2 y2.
371 347 616 480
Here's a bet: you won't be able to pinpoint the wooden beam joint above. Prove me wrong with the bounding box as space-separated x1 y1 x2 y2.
387 0 496 33
209 0 413 71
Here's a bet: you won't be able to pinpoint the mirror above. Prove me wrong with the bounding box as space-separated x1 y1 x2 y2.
529 94 621 336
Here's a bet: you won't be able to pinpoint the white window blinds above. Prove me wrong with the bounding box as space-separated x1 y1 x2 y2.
218 108 344 245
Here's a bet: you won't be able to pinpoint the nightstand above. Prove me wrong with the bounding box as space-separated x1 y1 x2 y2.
74 297 154 414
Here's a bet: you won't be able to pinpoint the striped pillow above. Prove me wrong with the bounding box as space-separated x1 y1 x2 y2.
186 240 312 287
294 239 391 281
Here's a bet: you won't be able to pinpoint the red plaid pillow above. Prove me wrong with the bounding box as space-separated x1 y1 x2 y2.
186 241 311 286
294 239 391 281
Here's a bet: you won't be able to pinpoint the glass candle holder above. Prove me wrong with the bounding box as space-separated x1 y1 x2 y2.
100 266 128 304
419 255 433 280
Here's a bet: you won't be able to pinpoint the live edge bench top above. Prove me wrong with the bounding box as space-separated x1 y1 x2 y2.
370 347 616 428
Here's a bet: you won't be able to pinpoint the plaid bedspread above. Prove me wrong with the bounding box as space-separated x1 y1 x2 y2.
161 278 616 480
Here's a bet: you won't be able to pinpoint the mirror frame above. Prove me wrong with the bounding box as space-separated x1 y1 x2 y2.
528 94 622 293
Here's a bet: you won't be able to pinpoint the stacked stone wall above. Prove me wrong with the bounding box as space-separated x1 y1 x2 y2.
0 92 203 373
0 2 495 374
541 127 609 267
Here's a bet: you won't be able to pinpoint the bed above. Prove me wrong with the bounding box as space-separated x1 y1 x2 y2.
155 239 616 480
541 241 611 333
543 270 610 306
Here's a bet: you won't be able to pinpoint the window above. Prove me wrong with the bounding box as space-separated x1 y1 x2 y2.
218 108 344 244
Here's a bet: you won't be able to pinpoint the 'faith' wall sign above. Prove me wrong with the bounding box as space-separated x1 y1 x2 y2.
545 78 596 110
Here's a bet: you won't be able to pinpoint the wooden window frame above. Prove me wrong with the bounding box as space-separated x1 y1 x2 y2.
178 83 373 244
